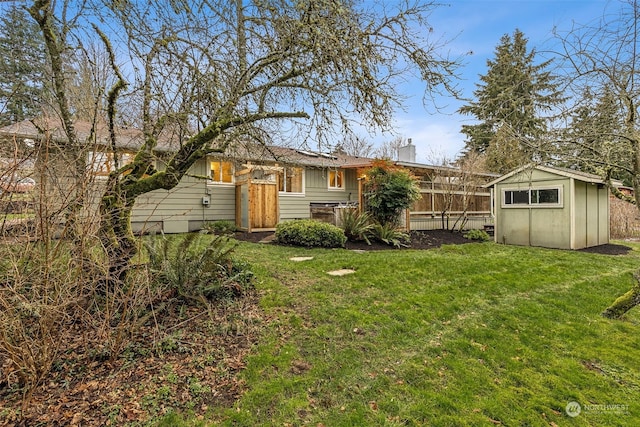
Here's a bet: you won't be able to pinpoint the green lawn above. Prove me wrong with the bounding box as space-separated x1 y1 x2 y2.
175 240 640 426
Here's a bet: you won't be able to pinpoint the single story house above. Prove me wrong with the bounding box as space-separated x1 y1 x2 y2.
486 164 614 249
0 119 496 234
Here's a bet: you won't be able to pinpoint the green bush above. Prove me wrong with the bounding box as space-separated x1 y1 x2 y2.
370 222 410 248
363 161 421 226
145 232 255 302
203 220 237 235
463 229 491 242
339 207 373 244
275 219 347 248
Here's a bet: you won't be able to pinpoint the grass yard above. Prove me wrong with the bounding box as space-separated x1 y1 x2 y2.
161 239 640 426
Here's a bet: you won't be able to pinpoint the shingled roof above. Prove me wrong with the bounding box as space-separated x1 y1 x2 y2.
0 118 373 169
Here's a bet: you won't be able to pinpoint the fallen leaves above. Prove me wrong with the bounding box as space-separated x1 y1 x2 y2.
0 293 264 426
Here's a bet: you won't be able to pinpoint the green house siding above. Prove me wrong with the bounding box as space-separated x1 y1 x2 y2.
279 168 359 221
130 161 361 233
131 158 234 233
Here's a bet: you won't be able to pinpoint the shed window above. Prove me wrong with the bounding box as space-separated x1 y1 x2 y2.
503 187 562 207
504 190 529 205
532 188 559 204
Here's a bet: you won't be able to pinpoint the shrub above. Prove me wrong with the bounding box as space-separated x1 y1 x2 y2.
203 220 237 235
370 222 410 248
145 232 255 302
339 207 373 244
275 219 347 248
463 229 491 242
362 160 421 226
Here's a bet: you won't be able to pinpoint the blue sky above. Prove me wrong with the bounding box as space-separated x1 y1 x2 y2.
381 0 612 162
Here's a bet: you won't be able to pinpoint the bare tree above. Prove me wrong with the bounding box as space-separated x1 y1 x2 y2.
25 0 463 286
374 135 406 160
553 0 640 318
337 133 375 158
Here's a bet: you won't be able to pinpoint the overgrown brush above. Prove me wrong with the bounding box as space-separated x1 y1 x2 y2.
0 240 88 405
610 197 640 239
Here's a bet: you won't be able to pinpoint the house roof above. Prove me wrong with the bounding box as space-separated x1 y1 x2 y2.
0 118 373 169
221 143 374 169
484 163 621 187
396 160 500 179
0 118 182 152
1 118 503 175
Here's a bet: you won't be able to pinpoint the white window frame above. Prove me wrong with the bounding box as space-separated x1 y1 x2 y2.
208 159 234 185
279 166 305 196
501 185 563 208
328 169 345 191
88 151 136 179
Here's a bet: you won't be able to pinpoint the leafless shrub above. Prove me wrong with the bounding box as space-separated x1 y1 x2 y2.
0 140 157 408
0 239 82 407
610 197 640 239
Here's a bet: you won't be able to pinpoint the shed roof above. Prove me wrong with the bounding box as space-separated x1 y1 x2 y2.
484 164 620 187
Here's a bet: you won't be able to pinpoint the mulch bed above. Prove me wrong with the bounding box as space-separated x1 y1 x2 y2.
236 229 634 254
234 229 473 250
578 243 632 255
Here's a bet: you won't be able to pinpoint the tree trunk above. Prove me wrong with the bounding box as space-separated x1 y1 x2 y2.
98 180 137 290
601 271 640 319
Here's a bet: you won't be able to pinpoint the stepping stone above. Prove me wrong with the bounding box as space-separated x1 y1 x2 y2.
259 234 276 243
290 256 314 262
327 269 356 276
351 250 367 254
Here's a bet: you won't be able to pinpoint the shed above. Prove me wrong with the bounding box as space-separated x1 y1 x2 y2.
486 164 612 250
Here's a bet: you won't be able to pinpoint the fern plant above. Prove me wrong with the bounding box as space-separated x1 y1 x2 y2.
463 229 491 242
144 232 254 303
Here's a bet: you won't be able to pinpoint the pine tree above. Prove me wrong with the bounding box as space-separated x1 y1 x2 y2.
485 124 528 174
560 86 631 184
0 6 47 126
459 29 563 167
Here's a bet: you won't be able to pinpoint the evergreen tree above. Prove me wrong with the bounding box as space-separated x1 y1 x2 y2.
459 29 563 167
0 6 47 126
485 124 528 174
559 86 631 185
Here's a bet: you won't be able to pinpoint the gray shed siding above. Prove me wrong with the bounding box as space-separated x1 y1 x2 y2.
572 180 609 248
492 167 610 249
494 169 571 248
